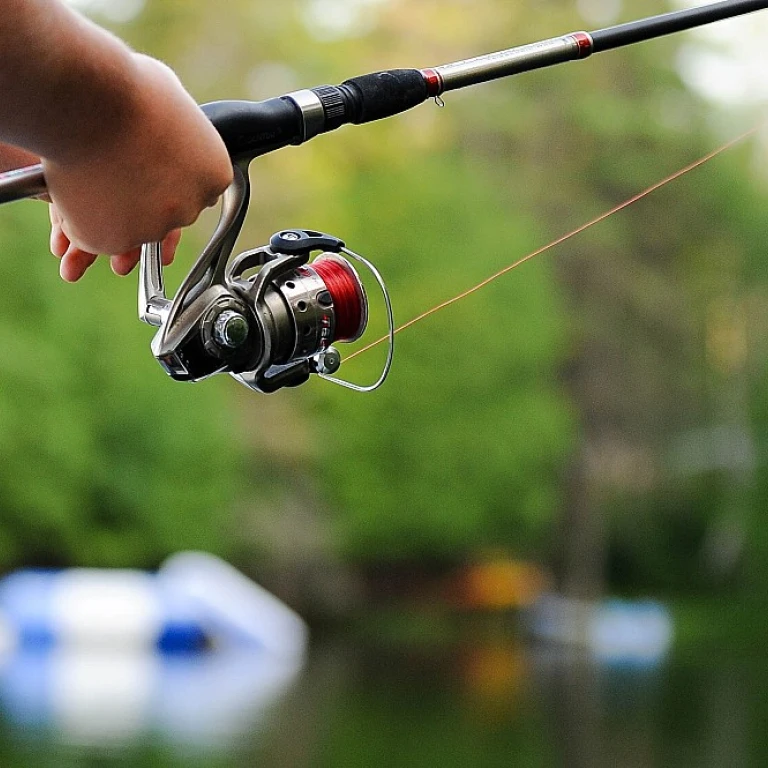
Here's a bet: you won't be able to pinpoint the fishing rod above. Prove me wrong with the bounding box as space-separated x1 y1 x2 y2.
0 0 764 394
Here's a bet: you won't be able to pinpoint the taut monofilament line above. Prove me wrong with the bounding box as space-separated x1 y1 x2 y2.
345 126 763 362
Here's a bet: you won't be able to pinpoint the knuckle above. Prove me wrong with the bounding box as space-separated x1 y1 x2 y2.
164 202 198 232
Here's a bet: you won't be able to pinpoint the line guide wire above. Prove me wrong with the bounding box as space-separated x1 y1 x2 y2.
346 124 763 362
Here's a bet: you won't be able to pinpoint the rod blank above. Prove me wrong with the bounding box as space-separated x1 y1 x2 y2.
590 0 768 53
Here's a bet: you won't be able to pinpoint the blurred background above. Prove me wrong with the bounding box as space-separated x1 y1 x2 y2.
1 0 767 764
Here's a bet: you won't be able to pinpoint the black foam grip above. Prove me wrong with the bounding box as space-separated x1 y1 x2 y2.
202 98 303 161
340 69 428 124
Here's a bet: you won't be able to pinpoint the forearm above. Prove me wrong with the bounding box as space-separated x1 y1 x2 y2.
0 0 137 162
0 143 38 172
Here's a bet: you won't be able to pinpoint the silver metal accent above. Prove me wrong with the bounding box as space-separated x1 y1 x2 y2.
0 163 46 204
318 246 394 393
272 263 334 359
138 241 171 326
213 310 249 349
314 346 342 375
433 34 585 92
285 89 326 142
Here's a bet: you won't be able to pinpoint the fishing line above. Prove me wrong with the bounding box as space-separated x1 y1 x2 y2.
312 255 367 341
346 124 762 363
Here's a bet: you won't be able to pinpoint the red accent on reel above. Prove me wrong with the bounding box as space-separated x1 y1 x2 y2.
312 255 367 342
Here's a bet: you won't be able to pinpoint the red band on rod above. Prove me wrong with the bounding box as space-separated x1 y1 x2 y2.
421 68 443 97
571 31 594 58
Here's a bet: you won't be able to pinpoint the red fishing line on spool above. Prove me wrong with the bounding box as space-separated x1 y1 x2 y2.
313 255 366 342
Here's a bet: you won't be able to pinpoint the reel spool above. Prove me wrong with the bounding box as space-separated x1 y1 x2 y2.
138 166 393 394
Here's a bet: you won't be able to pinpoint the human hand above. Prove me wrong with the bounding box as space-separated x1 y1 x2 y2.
48 205 181 281
0 138 184 280
42 54 233 282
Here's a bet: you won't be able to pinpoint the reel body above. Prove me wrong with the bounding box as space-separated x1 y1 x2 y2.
138 166 393 394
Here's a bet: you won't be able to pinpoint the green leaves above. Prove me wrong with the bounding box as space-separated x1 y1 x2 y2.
0 203 239 568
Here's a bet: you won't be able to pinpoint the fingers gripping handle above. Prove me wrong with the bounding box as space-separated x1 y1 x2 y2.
139 162 250 328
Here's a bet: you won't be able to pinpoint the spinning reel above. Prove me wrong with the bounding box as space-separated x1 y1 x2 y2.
138 163 394 394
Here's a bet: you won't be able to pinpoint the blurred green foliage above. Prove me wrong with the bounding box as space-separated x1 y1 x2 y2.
0 0 767 599
0 202 240 568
